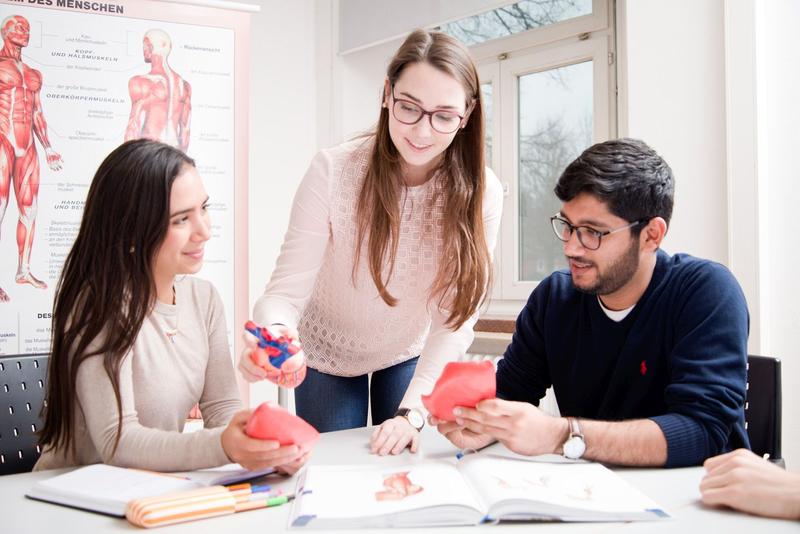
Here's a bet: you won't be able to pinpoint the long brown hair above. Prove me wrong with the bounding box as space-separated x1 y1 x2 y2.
39 139 195 458
355 29 489 329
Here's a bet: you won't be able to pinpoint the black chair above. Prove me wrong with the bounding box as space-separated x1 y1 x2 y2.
0 353 48 475
745 354 784 468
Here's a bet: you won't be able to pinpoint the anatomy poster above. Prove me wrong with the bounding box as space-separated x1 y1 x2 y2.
0 0 251 356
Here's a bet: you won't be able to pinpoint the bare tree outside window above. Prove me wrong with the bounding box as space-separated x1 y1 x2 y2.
519 61 593 281
439 0 591 47
481 82 493 168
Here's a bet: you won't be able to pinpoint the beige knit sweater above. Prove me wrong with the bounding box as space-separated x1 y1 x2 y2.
253 138 504 410
34 277 241 472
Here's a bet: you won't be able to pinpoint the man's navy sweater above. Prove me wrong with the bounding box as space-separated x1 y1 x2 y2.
496 249 750 467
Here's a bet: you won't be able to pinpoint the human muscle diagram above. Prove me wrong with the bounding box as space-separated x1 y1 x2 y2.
0 15 63 303
125 29 192 151
0 3 235 356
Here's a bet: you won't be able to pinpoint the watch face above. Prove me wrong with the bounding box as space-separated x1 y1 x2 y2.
407 409 425 429
563 436 586 459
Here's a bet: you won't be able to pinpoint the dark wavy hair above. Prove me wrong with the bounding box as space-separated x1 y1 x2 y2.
555 138 674 234
39 139 195 459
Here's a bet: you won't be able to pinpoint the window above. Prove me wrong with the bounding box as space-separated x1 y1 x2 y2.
481 82 494 168
440 0 592 47
518 60 593 282
442 0 615 304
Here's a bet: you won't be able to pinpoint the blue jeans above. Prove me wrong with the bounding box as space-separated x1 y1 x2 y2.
295 357 419 433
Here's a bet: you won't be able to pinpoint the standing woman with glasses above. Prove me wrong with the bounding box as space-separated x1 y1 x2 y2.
239 29 503 455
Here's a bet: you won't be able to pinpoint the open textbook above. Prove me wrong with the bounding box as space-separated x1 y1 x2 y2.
290 455 669 528
26 463 275 517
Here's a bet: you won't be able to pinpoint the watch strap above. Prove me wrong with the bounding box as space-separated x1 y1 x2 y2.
568 417 583 439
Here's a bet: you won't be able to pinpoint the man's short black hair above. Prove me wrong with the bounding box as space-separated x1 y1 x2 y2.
554 138 674 230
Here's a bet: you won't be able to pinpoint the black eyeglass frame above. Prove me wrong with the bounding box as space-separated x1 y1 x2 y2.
389 84 470 134
549 213 650 251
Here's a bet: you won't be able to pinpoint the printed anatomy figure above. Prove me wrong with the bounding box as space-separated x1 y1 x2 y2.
375 472 423 501
125 29 191 152
0 15 63 302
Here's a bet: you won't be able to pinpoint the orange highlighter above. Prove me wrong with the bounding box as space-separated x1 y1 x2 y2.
126 483 293 528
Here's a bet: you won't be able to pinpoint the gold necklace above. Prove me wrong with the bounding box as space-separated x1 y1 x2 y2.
164 321 178 343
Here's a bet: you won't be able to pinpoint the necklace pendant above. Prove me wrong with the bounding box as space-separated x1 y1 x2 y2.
165 330 178 343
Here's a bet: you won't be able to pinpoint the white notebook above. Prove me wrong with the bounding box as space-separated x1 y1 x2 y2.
290 456 669 529
26 463 275 517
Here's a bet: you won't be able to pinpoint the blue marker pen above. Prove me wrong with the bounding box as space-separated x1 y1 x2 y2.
456 448 477 460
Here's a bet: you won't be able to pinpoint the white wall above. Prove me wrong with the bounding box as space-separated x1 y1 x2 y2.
244 0 319 406
621 0 728 265
621 0 798 467
758 0 799 469
337 39 400 141
339 0 512 53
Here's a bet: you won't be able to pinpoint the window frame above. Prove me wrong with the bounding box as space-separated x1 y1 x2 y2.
467 0 609 64
471 0 617 307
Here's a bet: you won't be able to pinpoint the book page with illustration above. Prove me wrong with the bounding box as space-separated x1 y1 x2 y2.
291 461 485 527
459 455 667 520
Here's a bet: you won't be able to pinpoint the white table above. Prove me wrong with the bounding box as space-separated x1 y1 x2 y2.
1 427 796 533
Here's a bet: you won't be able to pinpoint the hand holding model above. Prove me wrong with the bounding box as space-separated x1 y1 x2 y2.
244 402 318 476
221 410 305 473
427 362 566 457
421 361 495 421
240 321 307 388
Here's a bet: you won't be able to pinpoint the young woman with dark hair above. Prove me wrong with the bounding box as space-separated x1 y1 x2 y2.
36 139 309 473
239 29 503 455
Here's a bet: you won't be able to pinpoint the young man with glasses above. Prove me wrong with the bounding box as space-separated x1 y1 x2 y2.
432 138 750 468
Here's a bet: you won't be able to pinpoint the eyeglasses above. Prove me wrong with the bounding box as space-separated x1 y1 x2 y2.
550 214 648 251
390 84 466 134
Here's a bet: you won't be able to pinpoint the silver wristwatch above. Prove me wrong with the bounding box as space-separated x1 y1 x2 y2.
395 408 425 431
562 417 586 460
